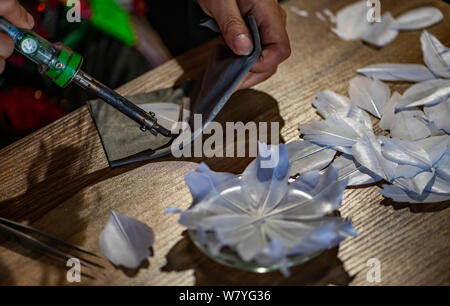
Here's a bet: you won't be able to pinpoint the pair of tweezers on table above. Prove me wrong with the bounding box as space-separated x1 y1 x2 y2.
0 217 100 268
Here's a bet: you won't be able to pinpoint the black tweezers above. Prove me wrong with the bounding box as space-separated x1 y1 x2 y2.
0 217 100 268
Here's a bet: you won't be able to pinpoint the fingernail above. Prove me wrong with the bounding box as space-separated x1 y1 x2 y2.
232 34 253 56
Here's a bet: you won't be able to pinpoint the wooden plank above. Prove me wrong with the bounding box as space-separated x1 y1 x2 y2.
0 0 449 285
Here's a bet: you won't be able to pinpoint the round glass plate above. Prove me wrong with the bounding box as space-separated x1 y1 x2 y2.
188 230 322 273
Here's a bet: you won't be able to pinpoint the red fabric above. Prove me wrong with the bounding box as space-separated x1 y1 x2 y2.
0 88 65 135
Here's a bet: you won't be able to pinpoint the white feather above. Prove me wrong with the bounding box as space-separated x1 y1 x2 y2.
424 98 450 133
362 13 399 47
99 211 155 269
286 140 337 176
336 104 374 131
352 134 398 182
380 184 450 203
393 7 443 31
332 1 371 40
421 31 450 79
393 170 435 195
435 147 450 182
381 136 448 169
312 90 350 118
379 91 401 131
389 108 431 140
349 76 391 118
357 63 435 82
332 154 382 186
395 78 450 110
300 110 372 152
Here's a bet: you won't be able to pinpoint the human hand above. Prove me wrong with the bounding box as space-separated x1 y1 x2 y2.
198 0 291 89
0 0 34 73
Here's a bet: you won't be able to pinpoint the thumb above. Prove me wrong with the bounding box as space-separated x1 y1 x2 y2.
0 0 34 29
213 2 253 56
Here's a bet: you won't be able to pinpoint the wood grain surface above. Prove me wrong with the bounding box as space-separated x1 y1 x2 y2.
0 0 449 286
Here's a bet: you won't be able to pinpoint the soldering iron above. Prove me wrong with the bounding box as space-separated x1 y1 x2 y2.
0 17 172 137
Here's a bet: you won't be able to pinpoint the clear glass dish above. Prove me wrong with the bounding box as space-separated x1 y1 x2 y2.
188 229 322 273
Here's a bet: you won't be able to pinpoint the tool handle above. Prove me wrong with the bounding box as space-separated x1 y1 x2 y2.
0 17 82 87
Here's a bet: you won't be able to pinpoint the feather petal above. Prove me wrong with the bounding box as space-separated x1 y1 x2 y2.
300 117 361 149
436 147 450 182
184 163 235 204
379 91 401 131
389 108 431 140
393 7 443 31
312 90 350 118
349 76 391 118
352 134 398 182
286 140 336 176
300 106 373 151
424 98 450 133
381 136 448 169
242 143 290 212
395 79 450 110
380 184 450 203
99 211 155 269
270 167 348 220
332 1 371 40
332 153 382 186
421 31 450 79
362 13 399 47
357 63 435 82
393 170 435 195
337 104 374 131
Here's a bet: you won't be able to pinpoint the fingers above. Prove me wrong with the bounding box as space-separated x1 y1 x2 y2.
0 0 34 74
0 32 14 74
247 0 290 74
238 68 277 90
198 0 291 88
198 0 253 55
0 33 14 58
0 0 34 29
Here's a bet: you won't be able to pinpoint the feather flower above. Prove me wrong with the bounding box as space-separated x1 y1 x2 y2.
166 143 356 274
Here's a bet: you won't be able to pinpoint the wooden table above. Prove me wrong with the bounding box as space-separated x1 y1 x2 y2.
0 0 449 286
